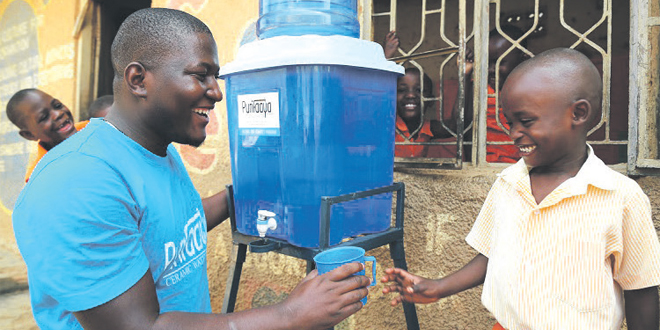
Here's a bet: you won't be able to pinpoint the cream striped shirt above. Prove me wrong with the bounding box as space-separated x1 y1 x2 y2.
466 146 660 330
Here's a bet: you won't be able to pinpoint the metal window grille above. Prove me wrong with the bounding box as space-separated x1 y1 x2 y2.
367 0 635 170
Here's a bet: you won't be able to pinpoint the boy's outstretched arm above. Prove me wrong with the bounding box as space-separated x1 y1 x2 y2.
624 286 659 330
381 253 487 306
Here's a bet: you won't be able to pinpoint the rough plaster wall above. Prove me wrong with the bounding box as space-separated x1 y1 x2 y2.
373 168 499 329
205 167 502 329
205 168 660 329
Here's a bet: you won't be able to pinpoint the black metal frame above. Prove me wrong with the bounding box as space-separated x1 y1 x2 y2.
221 182 420 330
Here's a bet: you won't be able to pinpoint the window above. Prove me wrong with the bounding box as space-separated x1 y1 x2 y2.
73 0 150 120
366 0 647 173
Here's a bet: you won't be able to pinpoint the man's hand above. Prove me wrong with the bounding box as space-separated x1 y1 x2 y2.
281 262 370 330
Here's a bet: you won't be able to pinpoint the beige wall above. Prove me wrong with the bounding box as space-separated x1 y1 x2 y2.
0 1 659 329
0 0 80 252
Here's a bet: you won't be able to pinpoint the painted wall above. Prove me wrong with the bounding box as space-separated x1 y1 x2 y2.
0 0 78 251
0 1 659 329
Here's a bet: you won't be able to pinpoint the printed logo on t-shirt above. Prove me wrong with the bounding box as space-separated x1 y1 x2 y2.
161 209 207 287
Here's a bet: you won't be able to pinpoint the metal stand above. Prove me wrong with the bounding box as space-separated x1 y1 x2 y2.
221 182 420 330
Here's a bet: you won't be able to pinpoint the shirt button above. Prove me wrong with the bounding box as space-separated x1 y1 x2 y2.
534 210 540 215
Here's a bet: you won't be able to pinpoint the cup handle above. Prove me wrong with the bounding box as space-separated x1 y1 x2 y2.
364 256 377 287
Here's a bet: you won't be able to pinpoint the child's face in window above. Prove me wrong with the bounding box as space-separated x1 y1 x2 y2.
396 71 422 121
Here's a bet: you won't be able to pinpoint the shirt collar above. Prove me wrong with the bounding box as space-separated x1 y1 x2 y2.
570 144 616 191
498 144 616 193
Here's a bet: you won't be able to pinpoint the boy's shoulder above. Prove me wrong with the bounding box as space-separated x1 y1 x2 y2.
581 151 643 193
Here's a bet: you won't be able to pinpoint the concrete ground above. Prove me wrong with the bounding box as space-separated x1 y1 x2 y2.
0 246 37 329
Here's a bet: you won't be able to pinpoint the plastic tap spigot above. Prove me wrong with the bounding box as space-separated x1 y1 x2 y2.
256 210 277 237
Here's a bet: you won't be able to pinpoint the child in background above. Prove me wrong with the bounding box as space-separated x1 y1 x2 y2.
5 88 88 182
394 67 436 157
382 48 660 330
87 94 113 118
384 32 456 158
462 25 528 163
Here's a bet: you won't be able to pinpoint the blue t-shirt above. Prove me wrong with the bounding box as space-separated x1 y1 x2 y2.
13 118 211 329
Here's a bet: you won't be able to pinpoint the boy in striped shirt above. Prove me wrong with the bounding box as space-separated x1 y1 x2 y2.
382 48 660 330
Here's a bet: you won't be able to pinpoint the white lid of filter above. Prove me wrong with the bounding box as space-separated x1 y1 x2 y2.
219 35 404 77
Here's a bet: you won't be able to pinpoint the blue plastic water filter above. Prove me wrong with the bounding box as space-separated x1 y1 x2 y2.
221 36 403 248
257 0 359 39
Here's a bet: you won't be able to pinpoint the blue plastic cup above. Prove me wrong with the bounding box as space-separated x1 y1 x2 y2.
313 246 376 305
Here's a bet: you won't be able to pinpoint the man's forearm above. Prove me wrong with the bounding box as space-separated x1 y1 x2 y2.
202 189 229 231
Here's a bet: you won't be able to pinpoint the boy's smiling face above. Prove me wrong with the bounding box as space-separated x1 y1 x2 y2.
501 67 577 170
396 70 422 121
17 90 77 150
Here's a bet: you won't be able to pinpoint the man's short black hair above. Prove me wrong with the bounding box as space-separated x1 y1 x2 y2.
6 88 38 128
111 8 213 80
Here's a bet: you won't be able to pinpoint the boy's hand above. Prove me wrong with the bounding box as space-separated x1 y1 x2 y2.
383 30 400 59
381 268 442 306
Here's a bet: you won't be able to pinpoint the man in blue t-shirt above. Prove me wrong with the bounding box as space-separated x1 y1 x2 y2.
12 8 370 330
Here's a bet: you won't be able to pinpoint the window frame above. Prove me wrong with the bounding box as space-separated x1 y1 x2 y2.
364 0 660 175
628 0 660 175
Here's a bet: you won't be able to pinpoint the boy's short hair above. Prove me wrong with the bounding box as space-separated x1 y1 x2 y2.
88 95 113 118
510 47 603 124
111 8 213 81
6 88 38 129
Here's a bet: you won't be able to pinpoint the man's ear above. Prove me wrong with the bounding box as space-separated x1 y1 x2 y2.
18 129 37 141
124 62 148 98
571 99 592 127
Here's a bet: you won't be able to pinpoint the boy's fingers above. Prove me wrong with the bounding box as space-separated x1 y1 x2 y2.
382 282 407 294
391 296 405 306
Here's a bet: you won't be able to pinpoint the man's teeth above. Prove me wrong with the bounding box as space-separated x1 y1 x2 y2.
194 109 210 117
405 104 416 110
519 145 536 153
